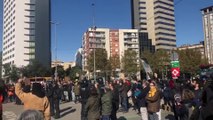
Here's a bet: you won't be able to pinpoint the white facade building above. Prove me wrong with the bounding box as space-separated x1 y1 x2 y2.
2 0 51 72
201 6 213 64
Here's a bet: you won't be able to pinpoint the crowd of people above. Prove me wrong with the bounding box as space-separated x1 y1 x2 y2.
79 75 213 120
0 74 212 120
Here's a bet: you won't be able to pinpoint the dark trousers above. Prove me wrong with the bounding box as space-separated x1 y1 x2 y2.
0 111 2 120
15 96 22 105
122 97 128 112
54 99 60 118
48 97 54 116
148 112 158 120
68 91 72 101
81 101 87 120
111 107 118 120
102 115 110 120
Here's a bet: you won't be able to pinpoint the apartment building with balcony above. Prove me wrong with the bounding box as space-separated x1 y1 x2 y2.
82 28 139 72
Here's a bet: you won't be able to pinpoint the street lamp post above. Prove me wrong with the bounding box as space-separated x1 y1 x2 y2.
93 27 96 82
92 3 96 82
50 21 59 81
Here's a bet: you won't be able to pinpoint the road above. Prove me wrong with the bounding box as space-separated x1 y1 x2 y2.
3 101 175 120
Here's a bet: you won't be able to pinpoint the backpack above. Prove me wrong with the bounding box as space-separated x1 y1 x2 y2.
134 89 141 97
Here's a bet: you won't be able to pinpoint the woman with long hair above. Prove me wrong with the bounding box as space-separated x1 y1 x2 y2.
146 81 161 120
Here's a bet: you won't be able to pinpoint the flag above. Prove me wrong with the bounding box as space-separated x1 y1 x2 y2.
141 59 153 73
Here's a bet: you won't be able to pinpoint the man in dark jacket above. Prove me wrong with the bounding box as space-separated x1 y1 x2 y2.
137 81 150 120
80 78 90 120
197 77 213 120
45 82 54 116
120 79 131 112
52 82 61 119
109 82 119 120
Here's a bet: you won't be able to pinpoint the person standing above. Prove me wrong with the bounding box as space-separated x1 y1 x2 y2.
80 78 90 120
101 87 113 120
138 80 150 120
109 82 119 120
0 79 5 120
15 78 50 120
73 82 80 104
146 81 161 120
83 86 100 120
67 81 73 102
52 82 61 119
45 82 55 117
120 79 131 112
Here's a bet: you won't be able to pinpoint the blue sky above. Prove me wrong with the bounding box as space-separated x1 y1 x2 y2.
1 0 213 62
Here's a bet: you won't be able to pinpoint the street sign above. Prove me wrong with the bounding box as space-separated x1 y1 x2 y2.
171 61 180 68
171 68 180 77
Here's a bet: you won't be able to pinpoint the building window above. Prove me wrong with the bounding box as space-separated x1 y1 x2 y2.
155 21 175 27
154 11 174 17
155 16 175 22
156 32 176 37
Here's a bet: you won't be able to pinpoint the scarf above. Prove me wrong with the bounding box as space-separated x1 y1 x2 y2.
148 87 157 97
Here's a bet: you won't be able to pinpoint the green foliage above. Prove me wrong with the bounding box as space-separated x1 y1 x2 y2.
87 48 108 72
52 65 65 78
3 63 11 77
140 49 170 79
9 65 19 82
177 49 208 76
22 60 51 77
67 66 82 80
2 60 51 82
121 49 139 75
141 49 170 74
3 64 22 82
107 54 120 77
109 54 120 71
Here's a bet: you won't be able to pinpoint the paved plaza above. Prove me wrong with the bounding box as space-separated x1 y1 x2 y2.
3 101 175 120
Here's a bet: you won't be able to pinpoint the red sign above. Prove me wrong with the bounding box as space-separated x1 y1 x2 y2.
171 68 180 78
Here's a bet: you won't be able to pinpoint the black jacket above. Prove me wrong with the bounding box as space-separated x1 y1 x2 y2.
112 87 119 111
138 86 150 107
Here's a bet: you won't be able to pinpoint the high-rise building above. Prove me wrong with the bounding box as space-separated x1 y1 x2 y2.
2 0 51 71
131 0 176 51
201 6 213 64
82 28 139 72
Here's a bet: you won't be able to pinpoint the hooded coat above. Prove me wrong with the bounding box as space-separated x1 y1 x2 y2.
145 87 161 113
15 82 50 120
